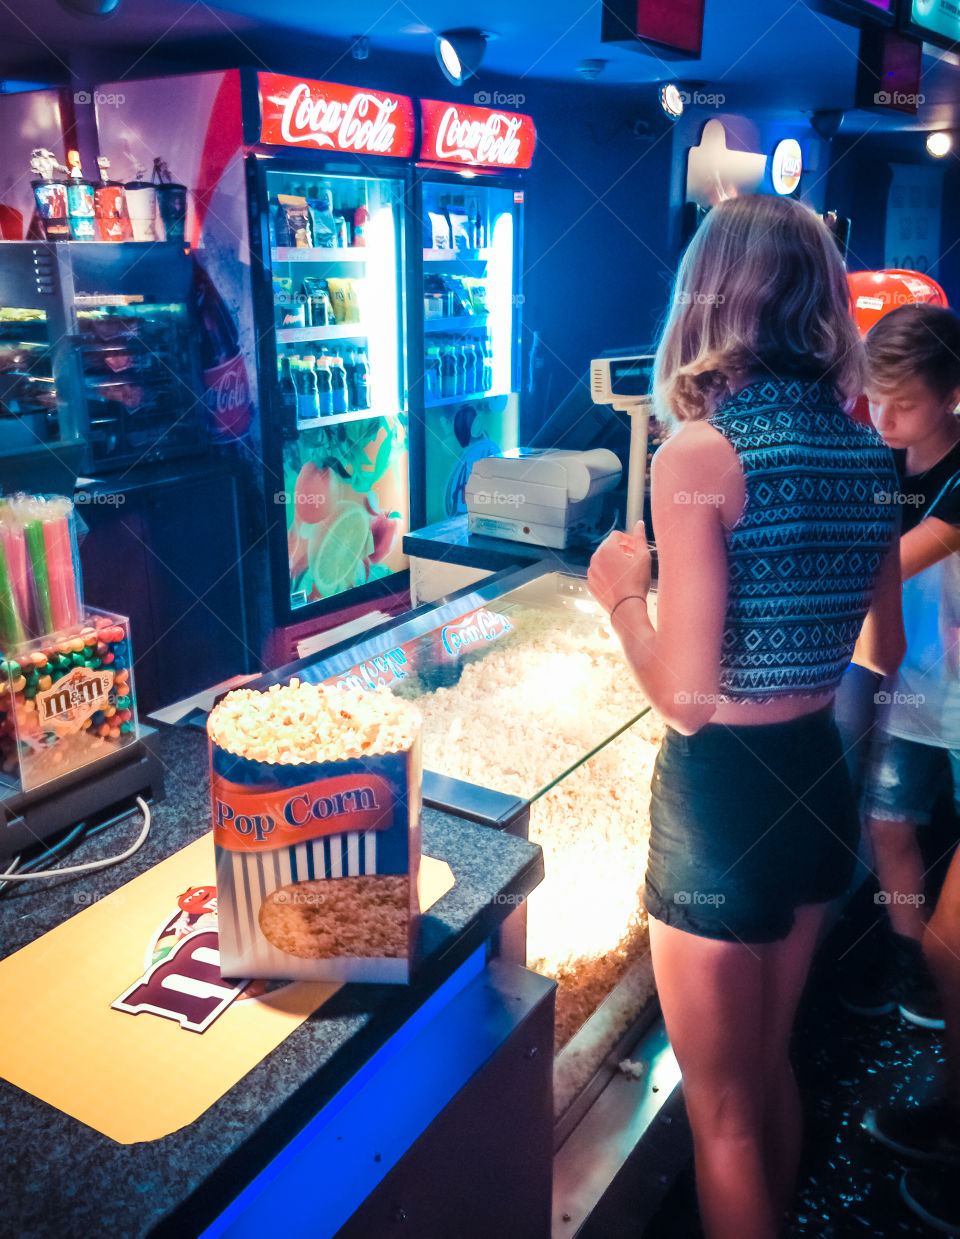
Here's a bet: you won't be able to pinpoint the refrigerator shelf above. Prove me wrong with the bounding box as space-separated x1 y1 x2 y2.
423 249 492 263
423 315 489 333
276 323 366 344
297 408 400 430
271 247 368 264
425 389 507 409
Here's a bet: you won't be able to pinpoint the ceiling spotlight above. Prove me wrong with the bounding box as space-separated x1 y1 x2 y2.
436 28 488 85
660 83 685 119
56 0 121 13
927 131 952 158
577 59 607 81
810 109 845 140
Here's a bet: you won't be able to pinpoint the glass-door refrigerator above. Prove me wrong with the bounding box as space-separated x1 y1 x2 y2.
413 101 535 526
250 159 410 618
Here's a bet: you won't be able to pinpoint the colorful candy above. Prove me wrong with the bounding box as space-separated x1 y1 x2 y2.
0 611 136 791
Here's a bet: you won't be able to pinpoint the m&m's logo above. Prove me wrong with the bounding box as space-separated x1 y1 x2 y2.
36 666 115 733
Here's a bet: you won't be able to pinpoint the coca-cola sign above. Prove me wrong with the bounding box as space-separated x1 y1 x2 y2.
258 73 416 158
419 100 536 170
203 353 252 440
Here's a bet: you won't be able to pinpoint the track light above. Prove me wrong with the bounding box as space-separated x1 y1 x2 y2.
927 131 952 158
436 28 488 85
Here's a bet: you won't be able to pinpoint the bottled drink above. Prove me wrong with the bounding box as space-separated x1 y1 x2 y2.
353 204 369 247
481 333 494 390
425 347 440 403
440 340 457 400
343 346 357 410
278 354 298 426
473 339 488 391
471 201 483 249
454 340 467 396
329 353 348 413
315 355 333 416
192 256 253 439
460 340 476 394
299 356 320 420
354 347 371 410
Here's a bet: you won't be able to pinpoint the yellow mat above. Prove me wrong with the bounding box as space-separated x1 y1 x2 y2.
0 833 454 1144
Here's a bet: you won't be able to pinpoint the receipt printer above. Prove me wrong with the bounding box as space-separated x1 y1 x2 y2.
465 448 622 549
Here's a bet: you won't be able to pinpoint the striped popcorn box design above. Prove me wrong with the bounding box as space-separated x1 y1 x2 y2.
210 736 422 984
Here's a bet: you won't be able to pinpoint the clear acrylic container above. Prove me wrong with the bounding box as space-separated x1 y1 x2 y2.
0 608 137 792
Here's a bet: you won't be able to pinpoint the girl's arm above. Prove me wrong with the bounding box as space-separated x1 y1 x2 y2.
852 535 906 675
587 422 733 734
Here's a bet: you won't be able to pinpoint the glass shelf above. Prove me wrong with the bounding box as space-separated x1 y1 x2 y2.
271 247 368 263
276 323 365 344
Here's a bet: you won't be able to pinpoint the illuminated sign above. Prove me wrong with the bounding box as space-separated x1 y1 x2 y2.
419 100 536 170
257 73 416 157
771 139 803 195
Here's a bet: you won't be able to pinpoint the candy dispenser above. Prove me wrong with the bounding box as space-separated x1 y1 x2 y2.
0 609 137 792
0 493 138 792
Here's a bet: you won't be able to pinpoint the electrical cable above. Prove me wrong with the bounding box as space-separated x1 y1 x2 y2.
0 797 151 881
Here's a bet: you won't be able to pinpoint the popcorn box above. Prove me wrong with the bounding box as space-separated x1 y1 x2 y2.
0 609 138 793
208 683 422 983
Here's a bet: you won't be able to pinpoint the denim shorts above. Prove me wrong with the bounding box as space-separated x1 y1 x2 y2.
862 732 960 825
644 707 860 943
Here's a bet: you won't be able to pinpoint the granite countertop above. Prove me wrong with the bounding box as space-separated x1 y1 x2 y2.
1 727 544 1239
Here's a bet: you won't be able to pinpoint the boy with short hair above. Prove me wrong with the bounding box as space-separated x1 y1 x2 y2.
859 303 960 1230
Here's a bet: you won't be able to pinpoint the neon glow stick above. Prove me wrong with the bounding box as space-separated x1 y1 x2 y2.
24 518 53 635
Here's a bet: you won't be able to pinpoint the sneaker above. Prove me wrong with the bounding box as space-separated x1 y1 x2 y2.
862 1101 960 1163
901 1168 960 1235
893 935 946 1030
838 943 897 1017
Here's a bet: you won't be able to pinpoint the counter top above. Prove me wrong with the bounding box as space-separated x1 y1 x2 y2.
73 455 241 499
404 515 593 576
1 726 544 1239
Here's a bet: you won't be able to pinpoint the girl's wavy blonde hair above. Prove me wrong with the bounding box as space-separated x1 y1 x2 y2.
653 194 864 424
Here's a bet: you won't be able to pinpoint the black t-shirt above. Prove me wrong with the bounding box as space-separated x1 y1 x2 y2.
893 439 960 533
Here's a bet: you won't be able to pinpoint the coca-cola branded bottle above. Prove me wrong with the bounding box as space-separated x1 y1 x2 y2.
329 353 348 414
278 354 298 430
192 257 253 439
354 347 371 410
315 356 333 417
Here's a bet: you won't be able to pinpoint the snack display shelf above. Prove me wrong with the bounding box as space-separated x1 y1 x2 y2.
425 388 506 409
275 322 365 344
296 407 395 430
423 314 488 332
423 248 491 263
271 246 368 263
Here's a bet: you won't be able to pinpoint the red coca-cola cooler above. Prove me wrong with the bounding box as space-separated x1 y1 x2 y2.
415 101 534 526
95 69 415 629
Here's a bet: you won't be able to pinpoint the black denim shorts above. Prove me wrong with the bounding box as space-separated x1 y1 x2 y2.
644 707 860 943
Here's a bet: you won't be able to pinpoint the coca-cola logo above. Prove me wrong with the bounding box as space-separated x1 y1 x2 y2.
258 73 416 159
420 99 536 170
436 107 522 166
281 85 398 153
203 353 252 439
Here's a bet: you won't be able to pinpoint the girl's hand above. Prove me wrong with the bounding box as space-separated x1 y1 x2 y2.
587 521 651 615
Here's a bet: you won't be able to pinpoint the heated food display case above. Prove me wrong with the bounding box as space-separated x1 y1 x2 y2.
230 560 665 1138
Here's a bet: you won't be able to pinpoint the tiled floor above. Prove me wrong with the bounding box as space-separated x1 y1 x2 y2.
644 939 949 1238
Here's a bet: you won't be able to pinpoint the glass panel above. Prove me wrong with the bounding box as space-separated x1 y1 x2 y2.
421 181 518 524
323 571 653 799
0 307 66 452
75 300 199 467
265 169 408 611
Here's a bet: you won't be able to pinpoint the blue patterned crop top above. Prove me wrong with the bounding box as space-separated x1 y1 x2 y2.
707 378 898 702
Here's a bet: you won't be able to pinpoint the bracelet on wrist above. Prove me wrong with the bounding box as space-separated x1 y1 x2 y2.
609 594 645 623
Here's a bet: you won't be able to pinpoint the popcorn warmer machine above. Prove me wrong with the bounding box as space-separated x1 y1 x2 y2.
235 561 669 1144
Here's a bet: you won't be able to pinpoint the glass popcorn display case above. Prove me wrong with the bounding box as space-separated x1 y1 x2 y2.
239 561 666 1133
